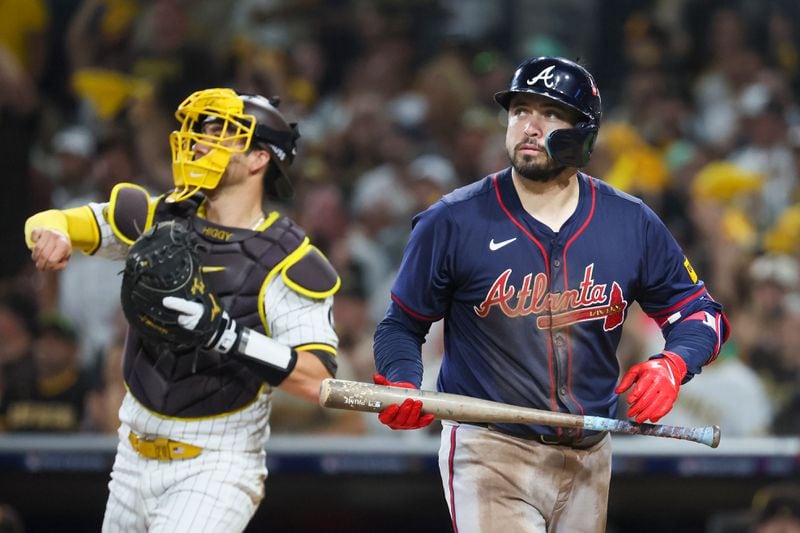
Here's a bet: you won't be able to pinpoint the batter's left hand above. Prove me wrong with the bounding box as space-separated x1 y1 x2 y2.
614 351 687 423
373 374 435 430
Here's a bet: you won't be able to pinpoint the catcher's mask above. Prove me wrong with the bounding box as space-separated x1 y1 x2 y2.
494 56 602 167
168 88 300 202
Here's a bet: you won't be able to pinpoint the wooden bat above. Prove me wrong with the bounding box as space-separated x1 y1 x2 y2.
319 378 721 448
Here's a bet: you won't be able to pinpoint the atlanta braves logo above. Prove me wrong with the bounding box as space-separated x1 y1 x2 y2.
473 264 627 331
527 65 557 88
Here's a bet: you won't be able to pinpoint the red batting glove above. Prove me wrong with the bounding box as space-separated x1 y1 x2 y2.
373 374 435 430
614 351 687 423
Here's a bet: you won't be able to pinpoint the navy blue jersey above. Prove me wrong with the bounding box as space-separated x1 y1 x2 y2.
374 168 728 437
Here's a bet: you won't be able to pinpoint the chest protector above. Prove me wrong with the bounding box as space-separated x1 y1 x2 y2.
115 190 309 418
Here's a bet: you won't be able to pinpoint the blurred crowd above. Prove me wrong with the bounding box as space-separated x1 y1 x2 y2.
0 0 798 440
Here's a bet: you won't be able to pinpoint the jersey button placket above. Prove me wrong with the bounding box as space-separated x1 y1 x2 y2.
554 335 567 398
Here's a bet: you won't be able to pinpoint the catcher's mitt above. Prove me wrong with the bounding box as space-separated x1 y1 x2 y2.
120 220 221 350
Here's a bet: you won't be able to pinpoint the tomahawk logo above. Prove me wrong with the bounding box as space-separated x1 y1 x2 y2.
527 65 556 88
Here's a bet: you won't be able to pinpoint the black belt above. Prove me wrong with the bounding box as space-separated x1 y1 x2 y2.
466 423 607 450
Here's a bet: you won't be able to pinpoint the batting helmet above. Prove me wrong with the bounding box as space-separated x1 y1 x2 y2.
169 88 300 202
494 57 602 167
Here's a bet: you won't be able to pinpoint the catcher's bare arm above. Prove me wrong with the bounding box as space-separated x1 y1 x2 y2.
320 379 721 448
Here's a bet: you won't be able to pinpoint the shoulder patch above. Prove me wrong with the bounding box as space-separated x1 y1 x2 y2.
281 246 341 299
108 183 154 245
683 256 698 284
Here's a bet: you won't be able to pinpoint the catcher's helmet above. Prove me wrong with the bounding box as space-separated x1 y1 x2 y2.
168 88 300 202
494 57 601 167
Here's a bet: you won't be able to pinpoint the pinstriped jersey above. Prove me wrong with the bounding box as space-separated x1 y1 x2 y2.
375 169 728 438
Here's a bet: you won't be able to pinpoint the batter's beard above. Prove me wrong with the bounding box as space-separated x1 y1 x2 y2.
509 150 566 183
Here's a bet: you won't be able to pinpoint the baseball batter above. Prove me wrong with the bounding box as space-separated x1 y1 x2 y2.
373 57 730 532
24 89 339 532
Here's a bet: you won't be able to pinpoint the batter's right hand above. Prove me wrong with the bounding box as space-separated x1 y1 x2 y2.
30 228 72 271
373 374 435 430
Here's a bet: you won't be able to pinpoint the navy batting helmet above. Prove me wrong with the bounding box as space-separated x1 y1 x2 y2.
494 57 602 167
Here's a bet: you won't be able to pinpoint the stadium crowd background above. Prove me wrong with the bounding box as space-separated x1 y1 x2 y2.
0 0 799 500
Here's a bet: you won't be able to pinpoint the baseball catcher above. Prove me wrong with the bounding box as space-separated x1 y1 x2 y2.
24 88 339 533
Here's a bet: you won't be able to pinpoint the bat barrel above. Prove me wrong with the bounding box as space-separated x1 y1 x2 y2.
582 416 721 448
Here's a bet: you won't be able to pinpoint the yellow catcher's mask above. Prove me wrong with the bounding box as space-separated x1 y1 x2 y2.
169 88 254 202
168 88 299 203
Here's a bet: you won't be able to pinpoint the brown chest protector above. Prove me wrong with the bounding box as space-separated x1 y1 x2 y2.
121 196 306 418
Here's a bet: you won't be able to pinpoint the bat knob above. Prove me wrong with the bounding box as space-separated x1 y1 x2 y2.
318 378 333 407
710 425 721 448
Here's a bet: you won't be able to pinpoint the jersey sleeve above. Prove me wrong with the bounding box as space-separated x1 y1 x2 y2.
389 201 459 320
86 202 135 260
374 201 457 386
636 204 729 377
24 201 129 260
263 274 338 376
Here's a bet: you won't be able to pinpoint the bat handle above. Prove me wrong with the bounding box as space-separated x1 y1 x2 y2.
583 416 721 448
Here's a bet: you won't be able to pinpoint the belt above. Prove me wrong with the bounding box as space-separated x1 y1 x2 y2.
469 423 607 450
128 432 203 461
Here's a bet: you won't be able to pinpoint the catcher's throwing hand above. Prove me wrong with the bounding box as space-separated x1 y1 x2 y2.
30 228 72 271
373 374 435 430
615 351 687 423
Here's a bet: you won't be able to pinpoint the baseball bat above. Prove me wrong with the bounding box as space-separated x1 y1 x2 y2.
319 379 720 448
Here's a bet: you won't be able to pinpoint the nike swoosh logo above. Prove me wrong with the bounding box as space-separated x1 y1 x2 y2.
489 237 517 251
190 171 204 178
201 266 226 273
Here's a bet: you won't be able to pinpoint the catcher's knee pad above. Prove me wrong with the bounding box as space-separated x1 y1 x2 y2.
281 246 340 299
108 183 155 245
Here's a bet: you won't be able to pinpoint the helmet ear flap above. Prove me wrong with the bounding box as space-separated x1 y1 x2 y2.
544 123 598 168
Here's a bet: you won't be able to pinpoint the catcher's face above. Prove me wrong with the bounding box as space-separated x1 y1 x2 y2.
168 88 258 202
196 122 271 189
